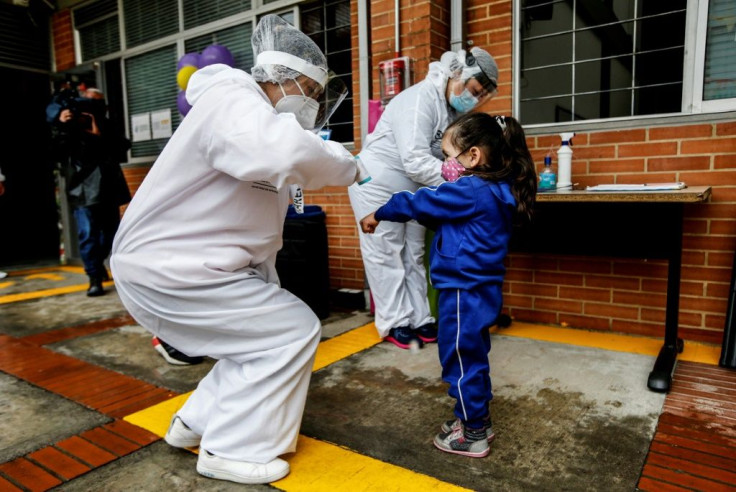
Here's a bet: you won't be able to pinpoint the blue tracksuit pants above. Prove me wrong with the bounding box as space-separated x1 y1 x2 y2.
437 284 501 428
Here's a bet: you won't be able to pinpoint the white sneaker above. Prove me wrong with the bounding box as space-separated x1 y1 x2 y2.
197 450 290 484
164 415 201 448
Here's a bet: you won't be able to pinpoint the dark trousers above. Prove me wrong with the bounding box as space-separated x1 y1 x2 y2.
437 284 501 428
73 203 120 280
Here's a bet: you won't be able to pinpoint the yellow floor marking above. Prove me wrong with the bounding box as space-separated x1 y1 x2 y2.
1 265 86 277
0 281 14 290
0 280 114 304
124 318 723 488
25 273 65 281
125 323 466 490
313 322 381 371
497 321 721 365
273 435 470 491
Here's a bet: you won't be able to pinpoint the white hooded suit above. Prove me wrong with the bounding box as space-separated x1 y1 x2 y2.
348 61 455 336
110 64 356 462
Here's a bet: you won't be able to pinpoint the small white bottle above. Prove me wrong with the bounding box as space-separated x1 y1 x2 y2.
556 133 575 190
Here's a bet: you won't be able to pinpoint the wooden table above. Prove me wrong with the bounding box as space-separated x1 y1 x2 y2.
512 186 712 392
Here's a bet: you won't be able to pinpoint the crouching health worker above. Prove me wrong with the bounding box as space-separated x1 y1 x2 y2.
111 15 363 485
360 113 537 458
348 47 498 350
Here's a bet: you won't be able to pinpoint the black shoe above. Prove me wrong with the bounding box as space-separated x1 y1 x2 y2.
152 336 204 365
416 323 438 343
384 326 423 350
87 279 105 297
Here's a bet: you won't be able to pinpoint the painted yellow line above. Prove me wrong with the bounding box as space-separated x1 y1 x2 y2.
0 281 114 304
125 323 467 491
0 265 86 277
0 281 14 290
124 319 719 489
274 435 470 491
313 322 382 371
497 321 721 365
25 273 65 281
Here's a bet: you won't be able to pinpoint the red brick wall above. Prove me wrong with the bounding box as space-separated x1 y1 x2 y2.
326 0 736 346
516 124 736 344
52 10 75 72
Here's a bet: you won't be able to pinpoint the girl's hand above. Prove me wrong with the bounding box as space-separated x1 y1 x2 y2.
360 213 379 234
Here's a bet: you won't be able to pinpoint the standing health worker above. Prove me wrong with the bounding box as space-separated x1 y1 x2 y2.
348 48 499 349
111 15 361 485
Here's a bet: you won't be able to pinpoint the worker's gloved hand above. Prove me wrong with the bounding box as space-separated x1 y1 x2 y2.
441 158 465 182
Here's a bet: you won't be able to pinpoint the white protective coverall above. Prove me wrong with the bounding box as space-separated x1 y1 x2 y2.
110 64 356 462
348 61 455 337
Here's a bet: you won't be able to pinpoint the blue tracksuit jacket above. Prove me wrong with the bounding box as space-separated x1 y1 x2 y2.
375 175 516 426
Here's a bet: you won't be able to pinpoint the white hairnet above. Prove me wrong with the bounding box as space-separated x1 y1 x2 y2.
251 15 328 87
440 47 498 90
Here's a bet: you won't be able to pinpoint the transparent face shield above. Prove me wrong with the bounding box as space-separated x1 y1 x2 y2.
313 71 348 133
275 71 348 133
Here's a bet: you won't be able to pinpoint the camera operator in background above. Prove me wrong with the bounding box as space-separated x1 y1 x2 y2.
48 86 132 297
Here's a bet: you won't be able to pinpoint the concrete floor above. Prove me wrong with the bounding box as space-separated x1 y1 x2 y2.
0 266 670 491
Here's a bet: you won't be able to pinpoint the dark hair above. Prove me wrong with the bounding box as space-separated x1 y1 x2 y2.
445 112 537 222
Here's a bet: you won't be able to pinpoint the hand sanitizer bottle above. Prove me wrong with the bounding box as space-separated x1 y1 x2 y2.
556 133 575 189
539 155 556 191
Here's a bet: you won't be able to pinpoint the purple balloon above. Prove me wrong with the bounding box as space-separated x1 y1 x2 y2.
177 91 192 116
177 52 201 71
200 44 234 67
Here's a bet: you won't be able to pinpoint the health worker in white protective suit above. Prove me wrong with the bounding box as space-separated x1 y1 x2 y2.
110 15 364 485
348 47 498 349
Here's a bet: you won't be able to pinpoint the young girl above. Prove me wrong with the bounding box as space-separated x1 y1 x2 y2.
360 112 536 458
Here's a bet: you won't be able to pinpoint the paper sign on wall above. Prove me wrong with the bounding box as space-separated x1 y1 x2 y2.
131 113 151 142
151 109 173 139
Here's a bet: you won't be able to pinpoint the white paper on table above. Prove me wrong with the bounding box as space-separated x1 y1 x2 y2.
586 182 686 191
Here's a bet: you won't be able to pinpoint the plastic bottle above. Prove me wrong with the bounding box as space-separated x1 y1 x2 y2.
538 155 556 191
556 132 575 189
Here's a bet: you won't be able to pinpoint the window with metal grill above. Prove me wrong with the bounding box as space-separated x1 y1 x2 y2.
301 0 354 143
518 0 736 124
123 0 179 49
125 45 179 157
0 2 50 71
182 0 252 30
185 22 254 72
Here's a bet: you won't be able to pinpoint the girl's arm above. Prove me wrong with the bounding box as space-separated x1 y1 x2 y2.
375 178 478 224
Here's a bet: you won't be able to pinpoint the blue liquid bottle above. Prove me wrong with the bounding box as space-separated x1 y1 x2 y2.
539 156 556 191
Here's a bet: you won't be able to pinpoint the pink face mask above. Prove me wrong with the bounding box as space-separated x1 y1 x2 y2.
441 157 466 182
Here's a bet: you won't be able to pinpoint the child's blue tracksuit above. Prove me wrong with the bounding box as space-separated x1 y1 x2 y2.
375 175 515 428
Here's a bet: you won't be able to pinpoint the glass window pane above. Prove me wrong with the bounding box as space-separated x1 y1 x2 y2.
576 90 632 119
576 22 633 61
79 16 121 60
520 96 575 124
185 22 254 72
123 0 179 48
182 0 252 30
125 45 179 157
522 65 572 99
703 0 736 100
523 33 572 68
634 84 682 115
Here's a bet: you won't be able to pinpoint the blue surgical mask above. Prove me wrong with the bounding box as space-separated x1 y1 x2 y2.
449 88 479 113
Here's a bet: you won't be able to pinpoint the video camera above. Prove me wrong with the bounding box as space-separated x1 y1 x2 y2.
47 87 107 130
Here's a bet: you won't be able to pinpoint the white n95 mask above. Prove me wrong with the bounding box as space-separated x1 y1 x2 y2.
275 95 319 130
